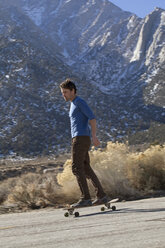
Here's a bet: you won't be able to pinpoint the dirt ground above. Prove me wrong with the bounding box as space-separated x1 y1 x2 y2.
0 154 70 181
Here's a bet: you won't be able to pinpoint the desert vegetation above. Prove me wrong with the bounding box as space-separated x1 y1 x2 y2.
0 142 164 212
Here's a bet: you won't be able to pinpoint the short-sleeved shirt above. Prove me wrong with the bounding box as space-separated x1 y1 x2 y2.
69 96 95 138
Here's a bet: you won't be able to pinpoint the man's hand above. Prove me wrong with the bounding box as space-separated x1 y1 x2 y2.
92 136 100 147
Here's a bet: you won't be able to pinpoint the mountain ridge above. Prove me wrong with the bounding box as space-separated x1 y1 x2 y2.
0 0 164 156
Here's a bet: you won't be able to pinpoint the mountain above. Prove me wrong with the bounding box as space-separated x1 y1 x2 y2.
0 4 73 155
12 0 165 109
0 0 165 156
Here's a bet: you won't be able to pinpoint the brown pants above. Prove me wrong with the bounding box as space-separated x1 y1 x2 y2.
71 136 105 200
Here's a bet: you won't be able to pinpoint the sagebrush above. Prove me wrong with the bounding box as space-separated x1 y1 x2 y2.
0 142 164 209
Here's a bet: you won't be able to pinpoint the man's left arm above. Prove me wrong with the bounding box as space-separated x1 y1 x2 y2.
77 99 100 146
89 119 100 147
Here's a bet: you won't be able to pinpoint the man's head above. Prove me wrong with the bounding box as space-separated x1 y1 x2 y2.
60 79 77 102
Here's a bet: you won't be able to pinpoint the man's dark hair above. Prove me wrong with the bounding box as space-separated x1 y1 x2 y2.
60 79 77 93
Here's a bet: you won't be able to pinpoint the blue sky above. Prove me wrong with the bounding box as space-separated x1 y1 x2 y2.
109 0 165 18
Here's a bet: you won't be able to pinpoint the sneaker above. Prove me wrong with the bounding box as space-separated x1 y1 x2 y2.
71 199 92 208
92 195 109 206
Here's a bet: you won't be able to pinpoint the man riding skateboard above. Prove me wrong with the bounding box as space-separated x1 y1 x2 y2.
60 79 108 208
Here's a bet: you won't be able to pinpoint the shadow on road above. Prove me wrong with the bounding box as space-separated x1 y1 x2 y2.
77 207 165 218
118 208 165 213
77 210 114 218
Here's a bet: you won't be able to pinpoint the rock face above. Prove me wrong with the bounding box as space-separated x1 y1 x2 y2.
0 0 165 156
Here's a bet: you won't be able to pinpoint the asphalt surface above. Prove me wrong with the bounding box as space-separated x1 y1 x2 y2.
0 197 165 248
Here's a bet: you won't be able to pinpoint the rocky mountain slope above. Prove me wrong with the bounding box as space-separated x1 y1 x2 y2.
0 0 165 156
0 4 73 155
13 0 165 104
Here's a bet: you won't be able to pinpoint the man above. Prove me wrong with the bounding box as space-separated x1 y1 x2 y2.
60 79 108 207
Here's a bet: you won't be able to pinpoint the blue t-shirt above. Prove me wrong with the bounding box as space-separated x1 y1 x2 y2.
69 96 95 138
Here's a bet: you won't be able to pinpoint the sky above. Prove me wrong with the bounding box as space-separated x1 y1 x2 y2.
109 0 165 18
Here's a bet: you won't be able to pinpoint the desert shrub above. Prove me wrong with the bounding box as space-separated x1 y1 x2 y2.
57 159 80 202
7 173 63 209
1 142 164 210
57 142 138 200
0 186 8 204
89 142 138 199
126 145 165 191
0 178 17 204
57 142 165 200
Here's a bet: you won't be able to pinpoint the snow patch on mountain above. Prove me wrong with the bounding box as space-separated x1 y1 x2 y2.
50 0 63 16
23 6 45 25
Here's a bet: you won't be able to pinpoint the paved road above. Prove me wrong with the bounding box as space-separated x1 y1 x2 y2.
0 197 165 248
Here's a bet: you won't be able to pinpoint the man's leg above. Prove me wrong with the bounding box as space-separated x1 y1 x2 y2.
71 136 91 201
84 151 106 199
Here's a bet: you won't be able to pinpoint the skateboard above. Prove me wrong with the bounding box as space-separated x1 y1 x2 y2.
63 198 119 217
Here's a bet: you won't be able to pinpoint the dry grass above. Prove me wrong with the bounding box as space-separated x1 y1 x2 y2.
0 142 164 210
0 173 64 210
0 178 17 204
126 145 165 191
57 142 165 200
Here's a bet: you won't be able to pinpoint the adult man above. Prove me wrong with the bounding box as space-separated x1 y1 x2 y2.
60 79 108 207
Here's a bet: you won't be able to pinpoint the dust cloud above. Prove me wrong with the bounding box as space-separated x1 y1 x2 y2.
57 142 165 201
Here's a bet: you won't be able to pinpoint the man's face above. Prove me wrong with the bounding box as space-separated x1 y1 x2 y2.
61 88 75 102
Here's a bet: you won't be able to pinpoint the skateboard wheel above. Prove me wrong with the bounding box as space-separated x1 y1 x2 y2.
64 212 69 217
74 212 79 217
112 205 116 211
101 207 105 211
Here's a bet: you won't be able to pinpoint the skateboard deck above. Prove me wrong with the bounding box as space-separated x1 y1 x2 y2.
63 198 119 217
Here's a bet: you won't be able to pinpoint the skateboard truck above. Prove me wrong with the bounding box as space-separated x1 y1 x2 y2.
64 210 79 218
100 201 116 212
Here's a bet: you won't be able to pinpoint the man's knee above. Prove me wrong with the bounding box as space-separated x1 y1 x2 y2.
84 167 94 179
72 165 78 176
72 162 79 176
72 161 84 176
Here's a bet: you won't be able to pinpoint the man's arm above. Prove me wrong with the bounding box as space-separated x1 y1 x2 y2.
89 119 100 147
